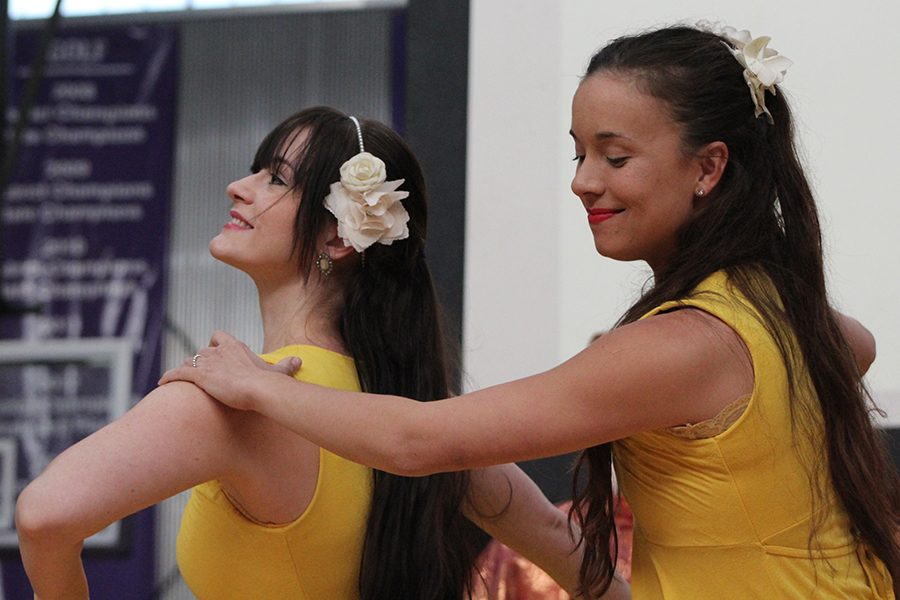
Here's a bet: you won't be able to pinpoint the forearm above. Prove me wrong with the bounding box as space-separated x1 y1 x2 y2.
16 468 96 600
249 372 435 474
466 464 581 595
244 369 603 475
18 533 88 600
15 381 238 598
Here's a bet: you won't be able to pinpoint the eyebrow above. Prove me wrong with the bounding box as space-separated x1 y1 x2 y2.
596 131 629 140
269 155 293 172
568 129 631 141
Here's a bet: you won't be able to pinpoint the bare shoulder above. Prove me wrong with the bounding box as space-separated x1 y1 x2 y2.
585 307 749 370
140 380 238 417
122 382 254 474
559 307 754 431
652 307 751 364
132 382 245 438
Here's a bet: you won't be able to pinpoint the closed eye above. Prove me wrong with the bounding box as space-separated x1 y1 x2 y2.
606 156 629 167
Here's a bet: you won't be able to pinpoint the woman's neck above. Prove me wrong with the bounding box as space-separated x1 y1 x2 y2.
255 278 346 355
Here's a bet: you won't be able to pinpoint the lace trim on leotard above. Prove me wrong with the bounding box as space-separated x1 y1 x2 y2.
667 394 751 439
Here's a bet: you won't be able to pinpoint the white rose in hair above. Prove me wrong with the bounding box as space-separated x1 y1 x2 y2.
325 178 410 253
340 152 387 193
735 36 791 89
721 30 792 123
720 26 752 50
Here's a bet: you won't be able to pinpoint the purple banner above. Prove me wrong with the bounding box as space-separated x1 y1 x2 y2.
0 24 177 597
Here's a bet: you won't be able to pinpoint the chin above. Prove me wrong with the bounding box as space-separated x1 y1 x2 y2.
593 240 641 264
592 238 620 259
208 236 244 269
208 235 227 260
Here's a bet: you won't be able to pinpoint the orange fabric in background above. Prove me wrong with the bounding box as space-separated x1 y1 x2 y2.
473 499 633 599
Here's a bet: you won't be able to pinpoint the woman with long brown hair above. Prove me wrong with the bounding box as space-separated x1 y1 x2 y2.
166 25 898 599
15 107 610 599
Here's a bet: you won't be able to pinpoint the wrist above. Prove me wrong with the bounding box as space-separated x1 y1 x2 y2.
247 369 287 414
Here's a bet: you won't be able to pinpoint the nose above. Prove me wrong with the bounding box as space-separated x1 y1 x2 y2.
570 158 604 202
226 174 254 205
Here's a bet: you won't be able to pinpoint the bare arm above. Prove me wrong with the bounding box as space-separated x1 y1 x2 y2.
833 310 876 375
15 382 240 599
466 464 580 593
161 310 743 476
466 464 630 599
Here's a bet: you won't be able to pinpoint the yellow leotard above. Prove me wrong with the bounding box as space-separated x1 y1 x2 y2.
614 270 893 599
176 345 372 600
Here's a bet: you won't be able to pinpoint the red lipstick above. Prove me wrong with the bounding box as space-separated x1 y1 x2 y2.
587 208 622 224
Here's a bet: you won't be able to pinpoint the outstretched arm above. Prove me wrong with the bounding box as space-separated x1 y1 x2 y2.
161 310 746 476
16 382 240 599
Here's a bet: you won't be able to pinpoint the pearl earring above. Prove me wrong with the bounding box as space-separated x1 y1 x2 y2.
695 188 706 197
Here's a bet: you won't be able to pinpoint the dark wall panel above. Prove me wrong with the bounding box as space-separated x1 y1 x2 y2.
404 0 469 360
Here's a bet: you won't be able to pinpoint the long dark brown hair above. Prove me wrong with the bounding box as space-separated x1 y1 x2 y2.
569 26 900 598
251 106 482 599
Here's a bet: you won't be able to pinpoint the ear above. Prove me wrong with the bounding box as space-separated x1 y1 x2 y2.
695 141 729 196
320 221 357 263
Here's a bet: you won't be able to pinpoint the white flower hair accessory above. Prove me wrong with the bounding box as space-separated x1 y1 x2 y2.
719 26 792 124
323 116 410 253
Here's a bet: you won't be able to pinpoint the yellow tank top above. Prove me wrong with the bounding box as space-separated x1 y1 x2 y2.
176 345 372 600
614 270 893 599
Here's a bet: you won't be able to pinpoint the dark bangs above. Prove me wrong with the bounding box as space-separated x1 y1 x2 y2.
250 107 360 278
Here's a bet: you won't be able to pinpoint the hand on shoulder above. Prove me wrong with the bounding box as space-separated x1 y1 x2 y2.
159 330 301 412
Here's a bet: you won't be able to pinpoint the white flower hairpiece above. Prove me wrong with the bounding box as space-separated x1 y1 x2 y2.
323 117 410 253
719 26 792 124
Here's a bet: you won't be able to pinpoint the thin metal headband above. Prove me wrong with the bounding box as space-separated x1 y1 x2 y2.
348 116 364 152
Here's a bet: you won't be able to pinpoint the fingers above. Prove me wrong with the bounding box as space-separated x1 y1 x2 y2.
271 356 302 376
160 348 212 385
160 330 262 387
159 365 200 386
188 348 210 368
209 330 239 348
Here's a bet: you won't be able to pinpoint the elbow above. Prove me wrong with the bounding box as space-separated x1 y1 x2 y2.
16 479 84 547
849 321 877 376
859 328 876 375
385 431 434 477
372 402 461 477
384 425 452 477
837 312 877 376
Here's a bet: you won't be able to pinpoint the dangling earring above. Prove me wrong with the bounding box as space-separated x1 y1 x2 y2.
316 252 334 279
